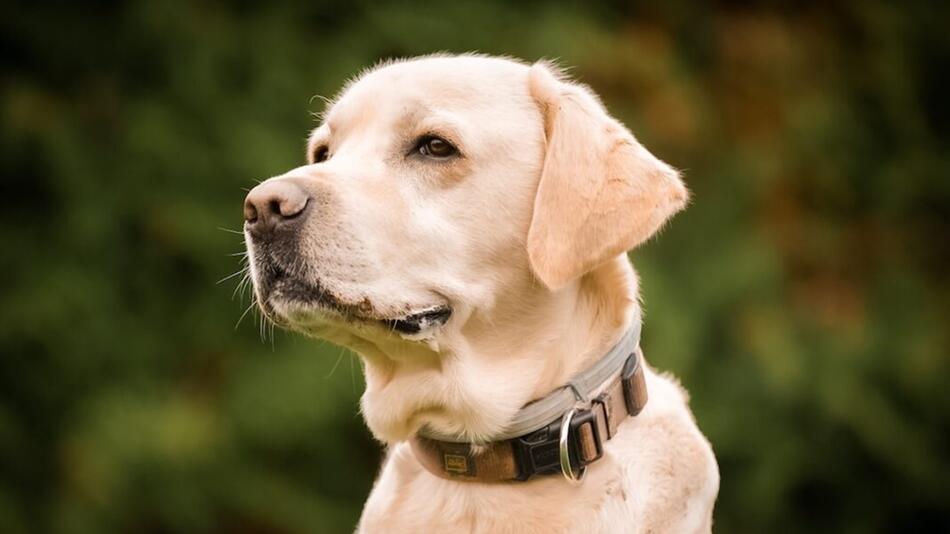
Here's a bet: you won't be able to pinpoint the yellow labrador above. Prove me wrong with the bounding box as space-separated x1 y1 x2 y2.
243 54 718 533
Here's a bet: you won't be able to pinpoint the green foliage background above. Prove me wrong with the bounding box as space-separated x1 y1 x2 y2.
2 1 948 532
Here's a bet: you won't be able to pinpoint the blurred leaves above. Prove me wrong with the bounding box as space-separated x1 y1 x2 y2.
1 0 948 533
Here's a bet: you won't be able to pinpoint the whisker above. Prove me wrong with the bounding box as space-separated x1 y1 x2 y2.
259 308 266 343
217 268 248 285
235 301 255 330
325 347 346 379
232 273 251 300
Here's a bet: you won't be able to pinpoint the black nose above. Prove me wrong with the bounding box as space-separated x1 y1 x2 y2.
244 179 310 238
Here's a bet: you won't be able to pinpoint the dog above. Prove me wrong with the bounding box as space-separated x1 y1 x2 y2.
243 54 718 533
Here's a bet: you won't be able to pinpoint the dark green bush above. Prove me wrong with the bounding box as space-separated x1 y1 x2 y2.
2 1 947 532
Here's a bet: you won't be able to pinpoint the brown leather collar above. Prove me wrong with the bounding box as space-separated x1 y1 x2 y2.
410 347 648 483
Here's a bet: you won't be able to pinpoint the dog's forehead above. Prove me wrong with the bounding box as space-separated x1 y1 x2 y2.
326 56 532 130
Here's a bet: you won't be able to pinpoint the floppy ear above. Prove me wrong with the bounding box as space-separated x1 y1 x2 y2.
526 62 689 291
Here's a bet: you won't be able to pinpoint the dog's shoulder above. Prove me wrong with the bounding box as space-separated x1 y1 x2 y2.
609 367 719 532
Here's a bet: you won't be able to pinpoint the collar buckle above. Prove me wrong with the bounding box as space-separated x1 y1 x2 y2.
558 401 606 484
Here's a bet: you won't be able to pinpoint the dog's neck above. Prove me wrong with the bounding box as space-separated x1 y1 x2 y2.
528 257 640 400
351 256 640 444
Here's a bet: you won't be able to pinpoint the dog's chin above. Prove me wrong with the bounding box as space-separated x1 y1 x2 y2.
362 395 511 445
257 275 452 341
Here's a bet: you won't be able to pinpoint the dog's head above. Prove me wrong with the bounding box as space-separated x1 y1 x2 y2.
244 55 687 442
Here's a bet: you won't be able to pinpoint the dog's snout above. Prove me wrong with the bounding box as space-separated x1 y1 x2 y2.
244 180 310 237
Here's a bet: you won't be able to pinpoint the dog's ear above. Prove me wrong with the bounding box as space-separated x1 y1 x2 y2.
526 62 689 291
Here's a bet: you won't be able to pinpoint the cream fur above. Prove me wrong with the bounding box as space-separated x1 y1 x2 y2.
244 54 718 533
527 63 690 290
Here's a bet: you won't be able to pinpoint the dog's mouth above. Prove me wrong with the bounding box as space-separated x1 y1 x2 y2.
382 306 453 335
255 262 452 336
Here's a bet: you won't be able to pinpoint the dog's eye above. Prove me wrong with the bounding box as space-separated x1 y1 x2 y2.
416 136 458 159
312 145 330 163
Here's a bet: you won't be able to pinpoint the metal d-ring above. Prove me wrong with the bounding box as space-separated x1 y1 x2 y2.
558 406 587 484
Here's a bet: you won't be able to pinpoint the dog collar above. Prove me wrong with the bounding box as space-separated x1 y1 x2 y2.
410 319 647 483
